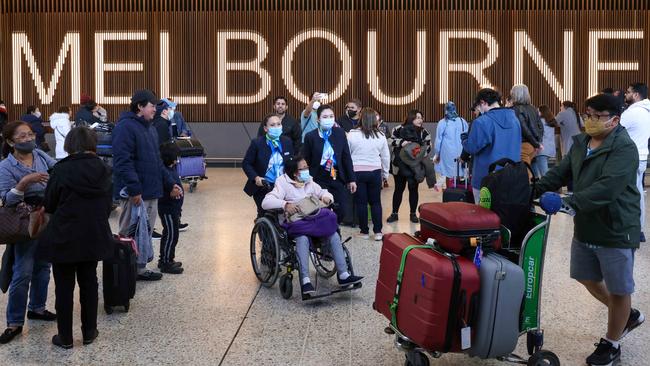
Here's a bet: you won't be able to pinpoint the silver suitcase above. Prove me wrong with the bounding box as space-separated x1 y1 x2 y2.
468 252 525 359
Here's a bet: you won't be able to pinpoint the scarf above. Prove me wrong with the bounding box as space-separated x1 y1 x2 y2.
265 137 284 184
445 101 458 120
319 128 336 170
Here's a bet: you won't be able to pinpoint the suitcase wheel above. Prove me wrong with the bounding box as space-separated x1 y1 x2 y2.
189 182 197 193
104 304 113 315
404 350 429 366
527 350 559 366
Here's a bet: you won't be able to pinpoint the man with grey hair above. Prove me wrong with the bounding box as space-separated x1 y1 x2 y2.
510 84 544 168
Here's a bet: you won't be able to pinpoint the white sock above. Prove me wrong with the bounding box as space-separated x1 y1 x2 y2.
339 272 350 280
301 277 311 285
605 337 620 349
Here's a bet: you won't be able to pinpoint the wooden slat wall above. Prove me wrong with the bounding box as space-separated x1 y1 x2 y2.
0 0 647 122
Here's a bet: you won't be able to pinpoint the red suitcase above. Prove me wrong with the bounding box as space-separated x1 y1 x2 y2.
417 202 502 254
374 233 480 352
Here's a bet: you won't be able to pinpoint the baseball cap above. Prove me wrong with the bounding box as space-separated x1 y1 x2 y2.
160 98 178 109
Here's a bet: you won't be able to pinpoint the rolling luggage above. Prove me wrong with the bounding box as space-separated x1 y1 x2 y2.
177 156 206 178
418 202 501 254
175 137 205 157
374 233 480 352
102 235 137 313
468 252 525 359
443 160 474 203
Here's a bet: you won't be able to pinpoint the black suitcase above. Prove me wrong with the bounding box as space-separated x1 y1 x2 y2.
442 160 474 203
103 236 137 313
174 137 205 157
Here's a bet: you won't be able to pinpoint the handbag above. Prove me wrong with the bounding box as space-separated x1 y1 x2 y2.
287 196 325 223
28 207 51 238
0 203 33 244
283 209 338 238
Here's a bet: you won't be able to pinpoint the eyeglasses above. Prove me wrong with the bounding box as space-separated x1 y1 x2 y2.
13 132 35 140
584 112 612 120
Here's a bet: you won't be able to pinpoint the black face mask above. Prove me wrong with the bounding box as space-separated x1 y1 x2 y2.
14 140 37 153
347 109 358 118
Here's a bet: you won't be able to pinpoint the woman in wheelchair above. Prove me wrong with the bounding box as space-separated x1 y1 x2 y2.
261 155 363 296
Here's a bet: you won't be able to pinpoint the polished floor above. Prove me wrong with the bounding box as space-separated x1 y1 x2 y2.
0 168 648 365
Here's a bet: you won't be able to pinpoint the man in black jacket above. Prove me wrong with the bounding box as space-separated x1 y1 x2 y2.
257 96 302 151
302 105 357 223
336 98 362 132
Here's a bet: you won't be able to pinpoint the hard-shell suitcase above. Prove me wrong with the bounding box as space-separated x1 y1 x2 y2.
177 156 206 178
468 252 525 358
102 236 137 313
374 233 480 352
175 137 205 157
443 160 474 203
418 202 502 254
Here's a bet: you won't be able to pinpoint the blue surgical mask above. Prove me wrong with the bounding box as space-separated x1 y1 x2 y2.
298 169 311 182
167 109 175 120
320 117 335 130
267 126 282 139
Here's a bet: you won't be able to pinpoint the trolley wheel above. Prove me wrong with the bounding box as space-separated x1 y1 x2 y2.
343 245 354 276
250 217 281 287
104 304 113 315
527 350 560 366
527 330 544 356
404 350 429 366
279 273 293 299
189 182 197 193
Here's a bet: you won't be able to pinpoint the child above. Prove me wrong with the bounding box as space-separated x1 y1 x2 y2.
158 142 185 274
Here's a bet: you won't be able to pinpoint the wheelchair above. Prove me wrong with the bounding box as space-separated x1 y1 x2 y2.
249 208 361 301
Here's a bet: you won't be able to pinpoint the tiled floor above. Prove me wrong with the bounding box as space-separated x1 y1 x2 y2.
0 168 647 365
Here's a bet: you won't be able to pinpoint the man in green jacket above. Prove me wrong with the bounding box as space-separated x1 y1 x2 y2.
535 94 644 366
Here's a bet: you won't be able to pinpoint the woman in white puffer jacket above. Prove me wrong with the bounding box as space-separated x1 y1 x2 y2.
49 107 73 160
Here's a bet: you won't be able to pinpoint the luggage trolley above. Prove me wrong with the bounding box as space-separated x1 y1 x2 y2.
174 137 208 193
391 205 560 366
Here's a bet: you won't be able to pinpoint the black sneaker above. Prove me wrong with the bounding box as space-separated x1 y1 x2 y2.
386 213 399 223
621 308 645 338
179 223 189 232
586 338 621 366
137 270 163 281
51 335 73 349
0 327 22 344
640 232 646 243
301 282 316 295
83 329 99 345
27 310 57 321
410 213 419 223
160 263 184 274
152 231 162 240
157 260 182 269
338 275 364 287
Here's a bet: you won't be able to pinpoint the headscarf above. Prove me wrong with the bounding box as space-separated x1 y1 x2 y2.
445 101 458 120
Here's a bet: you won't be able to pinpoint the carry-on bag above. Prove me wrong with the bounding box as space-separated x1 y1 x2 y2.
374 233 480 352
177 156 206 178
468 252 525 359
443 159 473 203
417 202 501 254
102 235 137 313
174 137 205 157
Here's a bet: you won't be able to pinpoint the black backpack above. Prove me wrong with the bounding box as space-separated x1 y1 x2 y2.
479 158 534 247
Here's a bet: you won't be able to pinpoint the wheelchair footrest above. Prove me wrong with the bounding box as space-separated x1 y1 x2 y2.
301 282 362 301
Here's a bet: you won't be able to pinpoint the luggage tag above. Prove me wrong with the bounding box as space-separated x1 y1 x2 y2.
461 326 471 350
472 243 482 269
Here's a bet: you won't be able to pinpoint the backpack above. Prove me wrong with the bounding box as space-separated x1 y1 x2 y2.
479 158 534 247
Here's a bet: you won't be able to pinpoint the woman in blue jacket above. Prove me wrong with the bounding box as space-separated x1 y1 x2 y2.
242 115 294 217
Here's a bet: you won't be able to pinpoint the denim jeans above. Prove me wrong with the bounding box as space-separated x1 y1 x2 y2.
354 170 383 234
6 240 52 327
531 155 549 178
295 233 348 283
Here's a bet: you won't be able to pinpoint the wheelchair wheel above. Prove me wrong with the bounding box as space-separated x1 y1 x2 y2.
250 217 281 287
343 245 354 275
311 250 337 278
279 273 293 299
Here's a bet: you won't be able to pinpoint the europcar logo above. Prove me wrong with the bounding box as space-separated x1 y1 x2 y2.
479 187 492 209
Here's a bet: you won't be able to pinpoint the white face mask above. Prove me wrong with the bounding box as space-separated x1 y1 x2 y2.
312 101 321 110
320 117 335 130
33 111 42 118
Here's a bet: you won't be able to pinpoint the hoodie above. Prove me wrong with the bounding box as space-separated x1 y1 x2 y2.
38 153 114 263
620 98 650 161
49 112 72 159
462 108 522 189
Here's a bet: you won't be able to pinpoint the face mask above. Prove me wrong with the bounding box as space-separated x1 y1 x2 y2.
267 126 283 139
584 116 614 137
346 109 357 118
33 111 41 118
13 140 37 153
312 101 321 110
320 117 335 130
298 169 311 182
167 109 175 120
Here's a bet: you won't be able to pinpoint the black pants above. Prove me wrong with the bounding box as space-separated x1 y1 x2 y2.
354 170 383 234
252 185 273 217
52 261 98 343
316 178 349 223
392 174 420 214
159 212 180 263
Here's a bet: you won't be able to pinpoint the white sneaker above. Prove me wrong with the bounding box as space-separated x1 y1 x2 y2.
374 233 383 241
359 233 369 240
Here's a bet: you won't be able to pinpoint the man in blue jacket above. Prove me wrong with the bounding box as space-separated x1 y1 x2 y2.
462 88 522 203
113 89 182 281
